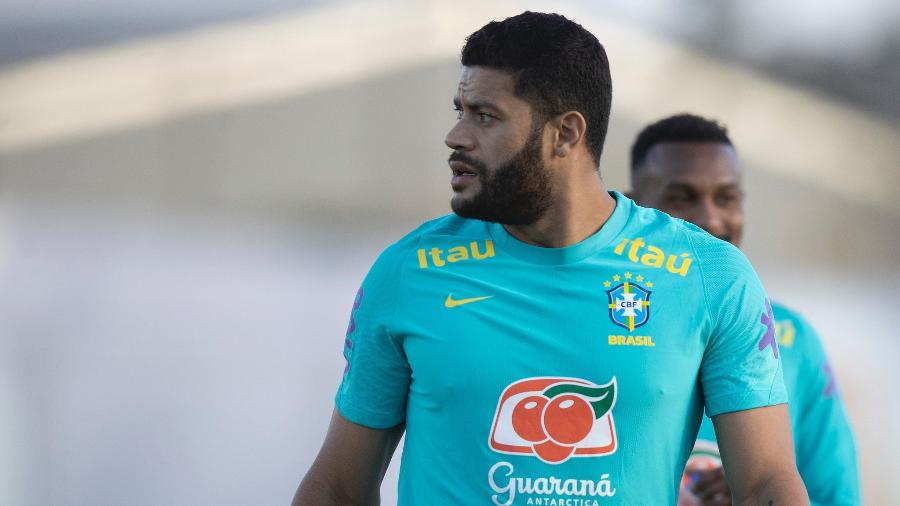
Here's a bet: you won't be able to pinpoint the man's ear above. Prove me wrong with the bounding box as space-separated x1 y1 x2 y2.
550 111 587 158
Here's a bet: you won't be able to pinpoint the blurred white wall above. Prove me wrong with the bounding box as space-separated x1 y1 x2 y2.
1 1 898 504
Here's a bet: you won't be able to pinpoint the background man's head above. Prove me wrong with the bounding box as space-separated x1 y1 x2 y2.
629 114 744 246
445 12 612 224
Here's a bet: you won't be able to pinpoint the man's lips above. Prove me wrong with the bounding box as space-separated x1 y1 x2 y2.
449 160 478 191
449 160 478 177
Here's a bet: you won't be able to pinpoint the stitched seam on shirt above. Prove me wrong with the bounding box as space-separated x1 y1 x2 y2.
686 232 717 364
384 224 434 345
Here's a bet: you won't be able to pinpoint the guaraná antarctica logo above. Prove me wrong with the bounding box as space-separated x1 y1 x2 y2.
603 272 652 332
489 377 618 464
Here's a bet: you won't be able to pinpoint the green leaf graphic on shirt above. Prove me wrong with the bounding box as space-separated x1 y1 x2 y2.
543 381 616 420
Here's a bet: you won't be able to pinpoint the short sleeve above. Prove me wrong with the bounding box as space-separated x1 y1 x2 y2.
334 244 412 429
786 313 860 506
694 238 788 417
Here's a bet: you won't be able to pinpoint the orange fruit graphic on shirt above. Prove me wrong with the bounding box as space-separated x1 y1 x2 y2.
544 395 594 445
533 439 576 463
511 395 549 442
489 377 618 464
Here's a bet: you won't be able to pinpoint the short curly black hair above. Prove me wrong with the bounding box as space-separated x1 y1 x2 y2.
630 114 733 172
461 12 613 167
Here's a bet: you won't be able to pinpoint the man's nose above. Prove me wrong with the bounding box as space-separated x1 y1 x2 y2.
445 120 475 152
694 200 727 239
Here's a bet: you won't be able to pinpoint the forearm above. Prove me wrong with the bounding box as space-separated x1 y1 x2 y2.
734 475 809 506
292 410 402 506
293 472 378 506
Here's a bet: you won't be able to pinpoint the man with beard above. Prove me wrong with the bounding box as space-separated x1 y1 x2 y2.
294 12 808 505
628 113 860 506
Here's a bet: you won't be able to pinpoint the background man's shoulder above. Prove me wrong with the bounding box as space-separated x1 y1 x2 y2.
769 300 827 359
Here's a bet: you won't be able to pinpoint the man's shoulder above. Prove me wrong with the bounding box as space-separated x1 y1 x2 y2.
770 300 805 323
391 214 487 246
623 201 748 274
770 300 825 356
375 214 490 264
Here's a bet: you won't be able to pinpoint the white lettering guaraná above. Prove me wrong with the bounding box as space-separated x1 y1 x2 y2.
488 462 616 506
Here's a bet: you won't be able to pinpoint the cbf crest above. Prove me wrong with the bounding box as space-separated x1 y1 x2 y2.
603 272 652 331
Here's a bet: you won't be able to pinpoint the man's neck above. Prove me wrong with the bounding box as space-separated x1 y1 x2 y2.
503 170 616 248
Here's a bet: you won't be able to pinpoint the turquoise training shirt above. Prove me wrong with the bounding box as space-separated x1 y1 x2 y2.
684 302 860 506
337 192 787 505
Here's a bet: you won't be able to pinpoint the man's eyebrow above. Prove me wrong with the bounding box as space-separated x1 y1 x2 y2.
453 97 501 111
662 181 742 193
662 181 699 192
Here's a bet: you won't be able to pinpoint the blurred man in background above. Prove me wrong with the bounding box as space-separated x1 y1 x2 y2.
628 113 860 506
295 13 807 505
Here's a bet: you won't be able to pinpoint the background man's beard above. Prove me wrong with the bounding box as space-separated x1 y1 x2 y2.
450 130 553 225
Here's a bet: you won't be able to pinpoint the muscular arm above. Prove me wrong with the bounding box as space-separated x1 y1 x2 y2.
713 404 808 506
293 409 405 506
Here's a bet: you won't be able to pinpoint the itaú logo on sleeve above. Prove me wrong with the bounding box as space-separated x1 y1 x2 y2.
488 377 617 464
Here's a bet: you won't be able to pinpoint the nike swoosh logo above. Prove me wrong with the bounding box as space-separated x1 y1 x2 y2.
444 294 493 308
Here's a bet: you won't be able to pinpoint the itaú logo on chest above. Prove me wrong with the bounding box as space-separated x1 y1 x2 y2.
613 237 692 277
416 240 494 268
488 377 617 464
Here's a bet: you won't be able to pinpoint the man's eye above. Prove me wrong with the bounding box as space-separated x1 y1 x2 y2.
665 193 692 205
453 108 495 123
716 192 742 207
478 112 497 125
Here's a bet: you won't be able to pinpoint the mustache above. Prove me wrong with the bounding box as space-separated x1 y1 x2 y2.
448 151 488 172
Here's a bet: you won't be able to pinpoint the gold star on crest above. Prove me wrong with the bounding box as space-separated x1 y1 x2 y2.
646 281 654 288
603 280 611 288
612 274 620 282
624 272 632 279
636 275 644 282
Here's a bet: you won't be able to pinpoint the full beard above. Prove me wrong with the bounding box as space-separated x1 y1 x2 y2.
449 129 553 225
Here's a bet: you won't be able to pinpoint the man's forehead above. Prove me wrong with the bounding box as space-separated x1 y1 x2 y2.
455 66 517 101
645 142 740 181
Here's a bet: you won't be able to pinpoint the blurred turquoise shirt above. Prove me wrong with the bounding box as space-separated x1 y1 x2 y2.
690 302 860 506
336 193 786 505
